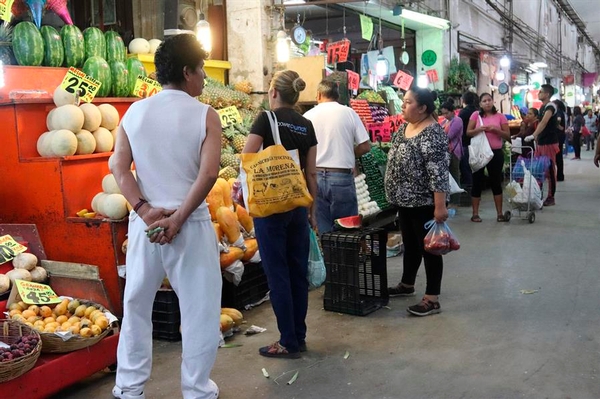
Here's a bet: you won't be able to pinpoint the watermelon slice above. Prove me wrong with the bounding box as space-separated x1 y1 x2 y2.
334 215 363 229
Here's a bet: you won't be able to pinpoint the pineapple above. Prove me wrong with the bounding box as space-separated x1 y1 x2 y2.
220 153 240 171
231 134 247 153
221 144 235 155
0 23 16 66
219 166 238 180
234 80 253 94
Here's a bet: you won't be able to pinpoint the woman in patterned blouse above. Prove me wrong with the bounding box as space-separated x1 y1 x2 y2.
384 88 449 317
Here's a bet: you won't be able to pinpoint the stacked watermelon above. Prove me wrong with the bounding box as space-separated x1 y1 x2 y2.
11 21 142 98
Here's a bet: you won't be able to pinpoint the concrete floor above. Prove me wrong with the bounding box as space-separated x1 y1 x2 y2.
53 151 600 399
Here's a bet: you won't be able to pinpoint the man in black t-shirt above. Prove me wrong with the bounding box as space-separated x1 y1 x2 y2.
457 91 478 188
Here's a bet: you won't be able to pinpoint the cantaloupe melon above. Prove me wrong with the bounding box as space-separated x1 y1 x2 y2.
37 131 55 157
0 274 9 293
46 108 56 130
98 104 120 130
53 104 84 132
51 129 78 157
102 193 128 219
75 129 96 155
6 269 32 283
92 127 114 152
128 38 150 54
91 192 108 213
12 252 37 270
30 267 48 283
79 103 102 132
53 86 77 107
102 173 121 194
148 39 162 54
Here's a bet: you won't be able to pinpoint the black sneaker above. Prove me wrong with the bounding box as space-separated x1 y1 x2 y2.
407 298 441 316
388 284 416 297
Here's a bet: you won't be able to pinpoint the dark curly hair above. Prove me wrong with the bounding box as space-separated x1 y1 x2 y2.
154 33 208 86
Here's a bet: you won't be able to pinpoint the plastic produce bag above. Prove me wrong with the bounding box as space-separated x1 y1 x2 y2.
423 220 460 256
512 161 543 210
449 174 465 195
307 229 326 289
505 180 522 200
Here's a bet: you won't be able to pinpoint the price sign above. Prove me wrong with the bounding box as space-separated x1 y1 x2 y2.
425 69 439 83
347 70 360 91
385 114 404 133
133 75 162 98
0 0 15 22
368 122 392 143
15 280 61 305
60 67 102 103
327 39 350 64
393 70 414 91
0 235 27 265
217 106 242 128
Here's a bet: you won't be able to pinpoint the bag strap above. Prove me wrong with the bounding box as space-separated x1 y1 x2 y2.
478 114 484 128
266 111 282 145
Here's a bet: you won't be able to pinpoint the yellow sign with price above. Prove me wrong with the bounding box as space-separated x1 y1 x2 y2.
0 0 15 22
133 75 162 98
15 280 61 305
60 67 102 103
217 106 242 128
0 235 27 265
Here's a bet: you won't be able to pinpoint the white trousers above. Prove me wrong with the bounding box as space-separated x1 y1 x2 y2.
116 212 222 399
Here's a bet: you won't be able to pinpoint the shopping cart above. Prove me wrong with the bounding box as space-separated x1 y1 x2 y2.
504 145 547 223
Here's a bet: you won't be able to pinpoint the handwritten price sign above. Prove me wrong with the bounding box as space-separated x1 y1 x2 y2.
0 0 15 22
368 122 392 143
133 75 162 98
326 39 350 64
217 106 242 128
60 67 102 103
426 69 439 83
15 280 61 305
0 235 27 265
347 70 360 91
393 70 414 91
384 114 404 133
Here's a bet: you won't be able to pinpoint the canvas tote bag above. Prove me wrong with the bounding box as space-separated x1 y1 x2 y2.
239 111 313 217
468 115 494 172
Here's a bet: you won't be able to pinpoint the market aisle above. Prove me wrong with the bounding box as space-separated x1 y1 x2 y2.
53 152 600 399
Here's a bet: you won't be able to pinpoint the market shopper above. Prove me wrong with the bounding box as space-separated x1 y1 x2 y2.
110 34 222 399
571 106 585 160
584 109 598 151
243 70 318 358
525 84 560 206
553 99 566 181
303 78 371 234
467 92 510 222
458 91 479 188
440 101 463 187
384 88 449 317
512 107 538 159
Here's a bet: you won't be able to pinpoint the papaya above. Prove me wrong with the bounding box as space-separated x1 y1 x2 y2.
220 314 234 332
215 178 233 209
221 308 243 326
213 222 223 242
242 238 258 262
219 247 244 269
216 206 241 244
236 204 254 235
206 184 225 221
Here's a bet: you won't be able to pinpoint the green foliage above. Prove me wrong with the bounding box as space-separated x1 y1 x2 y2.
446 57 476 93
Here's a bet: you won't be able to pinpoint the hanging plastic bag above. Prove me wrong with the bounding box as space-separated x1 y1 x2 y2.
449 173 465 195
513 161 543 210
423 220 461 256
505 180 522 200
468 116 494 172
307 229 326 289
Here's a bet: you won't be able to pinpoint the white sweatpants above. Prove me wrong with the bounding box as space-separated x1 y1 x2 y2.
116 212 222 399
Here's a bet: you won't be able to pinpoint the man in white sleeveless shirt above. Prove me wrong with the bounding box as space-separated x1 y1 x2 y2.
110 34 222 399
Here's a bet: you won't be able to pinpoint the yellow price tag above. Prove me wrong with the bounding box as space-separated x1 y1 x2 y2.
15 279 61 305
133 75 162 98
0 235 27 265
217 106 242 128
0 0 15 22
60 67 102 103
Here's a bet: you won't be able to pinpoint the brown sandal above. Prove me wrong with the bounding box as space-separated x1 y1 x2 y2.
471 215 482 222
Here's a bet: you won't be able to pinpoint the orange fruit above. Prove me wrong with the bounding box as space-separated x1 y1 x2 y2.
75 305 87 317
8 303 21 311
9 309 21 317
39 306 52 318
79 327 92 338
26 316 39 324
21 309 36 319
90 325 102 336
95 317 109 330
68 325 80 334
55 315 68 324
90 310 104 323
28 305 40 315
53 303 67 316
84 306 97 318
67 316 80 324
60 322 72 331
43 316 56 324
17 301 27 311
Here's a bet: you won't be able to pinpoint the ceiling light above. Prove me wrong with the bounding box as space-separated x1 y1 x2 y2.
195 14 212 53
495 71 505 81
276 30 290 63
417 69 429 88
532 61 548 68
396 9 450 30
500 55 510 68
376 53 389 78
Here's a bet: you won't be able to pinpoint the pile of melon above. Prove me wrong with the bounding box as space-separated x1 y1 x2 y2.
0 253 47 294
37 87 120 158
85 169 134 220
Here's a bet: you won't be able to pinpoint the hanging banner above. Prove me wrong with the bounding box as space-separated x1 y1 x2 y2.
393 70 414 91
327 39 350 64
425 69 439 83
347 70 360 91
0 0 14 22
359 15 373 41
368 122 392 143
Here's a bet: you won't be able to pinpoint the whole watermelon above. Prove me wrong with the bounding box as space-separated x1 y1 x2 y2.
40 25 64 67
13 22 44 66
61 25 85 68
126 58 147 97
105 30 126 63
83 27 106 60
83 56 112 97
110 61 129 97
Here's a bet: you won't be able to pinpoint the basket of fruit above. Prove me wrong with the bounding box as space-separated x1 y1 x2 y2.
0 319 42 383
8 298 116 353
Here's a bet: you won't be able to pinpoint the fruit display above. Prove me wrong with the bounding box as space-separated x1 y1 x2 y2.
8 298 112 338
355 174 381 217
350 99 373 125
198 77 254 110
356 90 386 104
0 252 48 294
369 103 389 123
358 152 390 210
334 215 363 229
0 23 16 65
12 21 44 66
0 333 39 362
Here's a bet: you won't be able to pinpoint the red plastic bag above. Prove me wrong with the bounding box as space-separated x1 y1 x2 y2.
423 220 460 255
581 126 591 137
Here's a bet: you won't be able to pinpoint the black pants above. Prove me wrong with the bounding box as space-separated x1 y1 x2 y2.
572 133 581 158
556 143 564 180
471 149 504 198
397 206 443 296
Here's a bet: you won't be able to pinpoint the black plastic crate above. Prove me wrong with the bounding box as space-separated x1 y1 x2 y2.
152 289 181 341
321 228 388 316
221 261 269 311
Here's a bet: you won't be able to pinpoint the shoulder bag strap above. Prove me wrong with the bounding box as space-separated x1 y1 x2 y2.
266 111 282 145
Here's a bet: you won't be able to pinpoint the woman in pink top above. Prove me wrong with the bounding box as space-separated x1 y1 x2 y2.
466 93 510 222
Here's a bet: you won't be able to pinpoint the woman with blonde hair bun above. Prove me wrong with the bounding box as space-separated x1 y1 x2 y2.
243 70 318 358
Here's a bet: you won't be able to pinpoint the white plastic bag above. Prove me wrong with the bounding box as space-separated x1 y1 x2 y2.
505 180 522 200
468 116 494 172
449 174 465 195
512 161 543 210
511 137 522 154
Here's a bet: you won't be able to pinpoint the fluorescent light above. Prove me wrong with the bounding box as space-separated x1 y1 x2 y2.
283 0 305 4
500 55 510 68
417 71 429 88
398 9 450 30
276 30 290 63
195 17 211 53
532 61 547 68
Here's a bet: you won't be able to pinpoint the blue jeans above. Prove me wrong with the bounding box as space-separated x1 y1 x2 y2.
316 171 358 234
253 207 309 352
